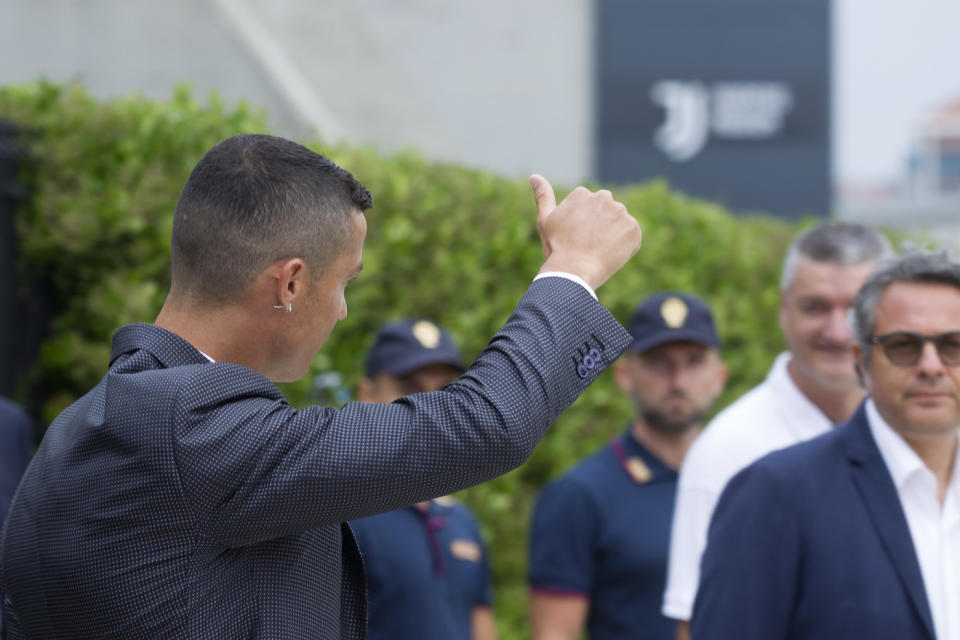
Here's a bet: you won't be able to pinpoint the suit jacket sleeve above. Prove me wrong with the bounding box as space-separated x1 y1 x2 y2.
690 461 801 640
172 277 633 546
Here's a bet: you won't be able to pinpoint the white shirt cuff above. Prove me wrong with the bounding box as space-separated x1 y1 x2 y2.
533 272 598 300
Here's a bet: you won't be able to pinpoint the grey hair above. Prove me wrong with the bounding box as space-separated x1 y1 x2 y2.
852 249 960 366
780 222 895 292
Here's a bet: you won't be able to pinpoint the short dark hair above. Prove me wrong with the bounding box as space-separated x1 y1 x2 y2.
170 134 373 303
852 249 960 366
780 222 894 292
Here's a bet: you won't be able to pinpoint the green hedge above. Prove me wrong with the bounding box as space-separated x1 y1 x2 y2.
2 82 798 639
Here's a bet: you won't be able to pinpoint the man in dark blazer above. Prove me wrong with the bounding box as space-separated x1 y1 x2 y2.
690 250 960 640
0 134 642 639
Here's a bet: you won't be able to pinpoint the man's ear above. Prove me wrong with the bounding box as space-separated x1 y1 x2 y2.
713 358 729 397
778 292 789 336
275 258 307 309
612 357 633 396
356 378 375 403
852 342 868 389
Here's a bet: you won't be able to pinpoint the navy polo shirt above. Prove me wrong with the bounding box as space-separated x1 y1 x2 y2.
529 427 678 639
350 498 492 640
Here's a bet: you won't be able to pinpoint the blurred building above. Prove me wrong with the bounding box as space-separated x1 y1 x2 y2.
906 98 960 199
1 0 837 219
0 0 593 186
839 96 960 251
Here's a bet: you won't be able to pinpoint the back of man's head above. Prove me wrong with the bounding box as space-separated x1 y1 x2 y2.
170 134 373 305
780 221 895 292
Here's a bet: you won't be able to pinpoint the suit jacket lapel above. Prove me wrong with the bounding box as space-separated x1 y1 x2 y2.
844 406 936 640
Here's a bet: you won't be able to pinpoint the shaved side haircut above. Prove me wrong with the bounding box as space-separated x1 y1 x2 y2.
170 134 373 304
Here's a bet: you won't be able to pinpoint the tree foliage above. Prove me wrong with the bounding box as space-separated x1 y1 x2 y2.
2 82 798 638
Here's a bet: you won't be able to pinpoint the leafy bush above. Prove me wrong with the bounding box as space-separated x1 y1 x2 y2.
1 82 267 422
2 82 798 638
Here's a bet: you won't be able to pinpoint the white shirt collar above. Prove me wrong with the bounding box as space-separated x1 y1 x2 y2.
198 349 215 363
866 399 960 506
767 352 835 440
866 398 933 491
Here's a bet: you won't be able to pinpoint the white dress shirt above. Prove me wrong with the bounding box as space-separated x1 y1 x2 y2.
534 272 597 300
662 352 834 621
867 399 960 640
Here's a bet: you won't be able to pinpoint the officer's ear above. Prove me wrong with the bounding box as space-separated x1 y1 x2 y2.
356 378 376 403
612 356 634 396
711 354 729 398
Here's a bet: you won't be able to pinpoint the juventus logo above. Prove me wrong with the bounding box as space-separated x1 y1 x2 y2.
650 80 710 163
651 80 794 163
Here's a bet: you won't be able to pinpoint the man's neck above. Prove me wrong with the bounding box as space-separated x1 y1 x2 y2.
787 358 865 424
154 298 259 370
630 418 699 471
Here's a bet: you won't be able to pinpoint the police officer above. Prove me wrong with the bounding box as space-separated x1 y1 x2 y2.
528 293 727 640
350 319 498 640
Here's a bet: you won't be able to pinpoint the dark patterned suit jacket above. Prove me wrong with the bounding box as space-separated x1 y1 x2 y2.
1 278 631 639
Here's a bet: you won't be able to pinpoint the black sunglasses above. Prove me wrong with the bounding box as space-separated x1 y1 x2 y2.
869 331 960 367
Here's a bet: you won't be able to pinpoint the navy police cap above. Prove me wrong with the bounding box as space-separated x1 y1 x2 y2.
364 318 465 378
629 292 720 353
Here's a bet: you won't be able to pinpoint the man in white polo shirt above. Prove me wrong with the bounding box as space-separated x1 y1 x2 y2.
662 221 895 639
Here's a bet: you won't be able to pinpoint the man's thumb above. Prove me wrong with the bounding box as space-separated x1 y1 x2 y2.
529 174 557 219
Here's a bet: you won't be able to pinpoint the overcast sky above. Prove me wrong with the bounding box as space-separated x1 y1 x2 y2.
835 0 960 186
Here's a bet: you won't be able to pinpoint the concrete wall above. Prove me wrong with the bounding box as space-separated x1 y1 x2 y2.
1 0 593 184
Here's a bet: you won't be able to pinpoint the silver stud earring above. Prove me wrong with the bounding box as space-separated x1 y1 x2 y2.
272 304 284 311
287 303 293 313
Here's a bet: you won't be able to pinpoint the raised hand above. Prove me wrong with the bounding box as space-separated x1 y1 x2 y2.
530 174 642 291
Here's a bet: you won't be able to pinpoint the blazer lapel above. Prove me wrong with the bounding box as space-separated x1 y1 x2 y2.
844 406 937 640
